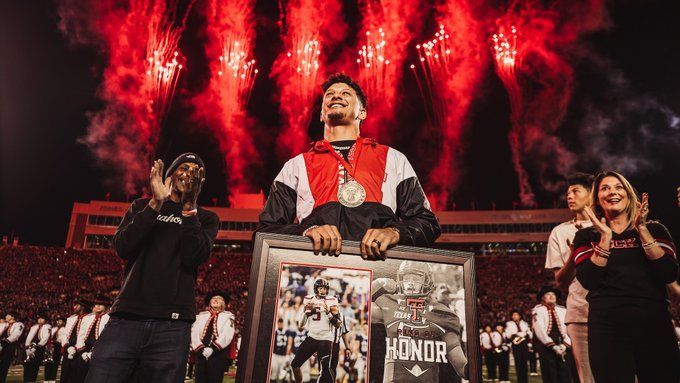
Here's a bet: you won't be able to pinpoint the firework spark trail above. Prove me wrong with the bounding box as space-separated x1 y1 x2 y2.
489 0 610 206
357 28 388 138
356 0 424 142
192 0 258 193
272 0 346 159
57 0 191 194
409 0 487 210
491 25 537 206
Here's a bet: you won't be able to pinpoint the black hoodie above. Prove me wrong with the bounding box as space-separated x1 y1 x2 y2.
111 198 219 321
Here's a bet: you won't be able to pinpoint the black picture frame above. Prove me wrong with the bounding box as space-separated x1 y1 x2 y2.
237 232 481 383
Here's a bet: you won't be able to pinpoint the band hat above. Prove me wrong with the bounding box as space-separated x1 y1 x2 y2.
93 295 113 307
165 153 205 179
73 298 92 311
537 285 562 301
35 312 48 320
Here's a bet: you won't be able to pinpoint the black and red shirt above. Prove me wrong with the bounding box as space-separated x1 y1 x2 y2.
574 222 678 304
256 136 441 245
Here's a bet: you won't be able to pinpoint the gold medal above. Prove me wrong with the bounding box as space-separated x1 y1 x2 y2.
338 180 366 208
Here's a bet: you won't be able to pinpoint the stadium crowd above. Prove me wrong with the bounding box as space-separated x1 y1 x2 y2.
0 245 592 339
1 243 678 382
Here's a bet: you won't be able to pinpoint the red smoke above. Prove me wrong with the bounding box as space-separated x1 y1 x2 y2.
272 0 347 159
411 0 488 210
58 0 192 194
355 0 424 143
191 0 258 193
492 0 607 206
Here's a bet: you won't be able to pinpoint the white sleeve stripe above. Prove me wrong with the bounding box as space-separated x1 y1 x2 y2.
574 249 593 262
382 148 416 213
658 242 676 256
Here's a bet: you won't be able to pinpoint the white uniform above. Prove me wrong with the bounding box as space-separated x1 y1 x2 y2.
301 295 338 341
532 304 571 347
61 314 85 347
480 332 495 351
51 326 66 346
504 320 532 343
75 313 110 352
190 310 235 352
25 324 51 347
0 321 24 344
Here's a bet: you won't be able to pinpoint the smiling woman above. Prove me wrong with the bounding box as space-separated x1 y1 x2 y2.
573 171 679 383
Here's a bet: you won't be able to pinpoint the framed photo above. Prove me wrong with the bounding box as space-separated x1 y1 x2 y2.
238 233 480 383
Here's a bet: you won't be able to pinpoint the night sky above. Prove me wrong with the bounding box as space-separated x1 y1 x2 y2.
1 0 678 246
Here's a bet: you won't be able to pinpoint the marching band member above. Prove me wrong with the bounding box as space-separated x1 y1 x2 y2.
504 309 532 383
494 323 511 383
68 296 110 383
532 286 572 383
23 313 51 383
480 324 498 382
191 291 235 383
0 312 25 383
60 299 91 383
44 316 66 383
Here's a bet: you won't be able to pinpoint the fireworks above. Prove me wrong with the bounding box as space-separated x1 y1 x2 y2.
57 0 192 194
492 26 517 68
354 1 422 142
409 0 488 210
355 26 397 140
287 37 322 109
491 25 536 207
491 25 521 99
411 25 453 127
191 0 259 193
145 50 183 120
217 39 258 113
143 2 187 124
357 29 390 103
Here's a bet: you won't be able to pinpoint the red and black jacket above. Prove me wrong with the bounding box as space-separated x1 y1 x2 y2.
256 137 441 246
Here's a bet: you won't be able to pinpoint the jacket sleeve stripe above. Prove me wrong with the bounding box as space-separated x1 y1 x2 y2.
573 245 594 265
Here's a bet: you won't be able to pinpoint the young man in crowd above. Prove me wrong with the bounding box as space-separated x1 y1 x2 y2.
545 172 594 383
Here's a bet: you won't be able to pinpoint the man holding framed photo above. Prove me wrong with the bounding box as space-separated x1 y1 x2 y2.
256 73 441 260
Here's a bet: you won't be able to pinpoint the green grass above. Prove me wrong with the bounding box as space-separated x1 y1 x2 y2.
6 365 542 382
4 366 236 383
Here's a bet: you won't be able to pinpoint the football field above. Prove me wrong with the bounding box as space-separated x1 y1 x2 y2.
5 365 545 382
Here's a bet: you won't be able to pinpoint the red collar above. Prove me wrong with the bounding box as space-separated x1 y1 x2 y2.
310 136 377 153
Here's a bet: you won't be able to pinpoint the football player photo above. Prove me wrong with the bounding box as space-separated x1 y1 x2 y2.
267 263 372 383
371 260 468 383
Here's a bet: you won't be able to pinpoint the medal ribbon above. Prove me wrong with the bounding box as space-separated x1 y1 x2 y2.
322 137 364 180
